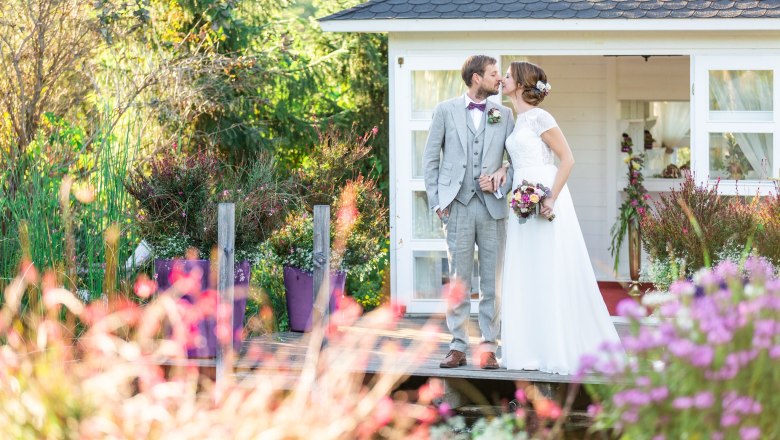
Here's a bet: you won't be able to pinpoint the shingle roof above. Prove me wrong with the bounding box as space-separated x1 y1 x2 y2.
320 0 780 21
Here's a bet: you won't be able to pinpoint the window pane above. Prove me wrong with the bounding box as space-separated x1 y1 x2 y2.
708 132 773 181
412 70 462 115
413 251 448 299
646 101 691 177
709 70 773 113
412 130 429 178
413 191 444 239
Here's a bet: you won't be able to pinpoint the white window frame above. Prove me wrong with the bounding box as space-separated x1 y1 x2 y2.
692 55 780 195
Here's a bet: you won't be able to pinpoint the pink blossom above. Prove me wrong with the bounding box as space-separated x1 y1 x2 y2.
373 396 394 427
134 274 158 299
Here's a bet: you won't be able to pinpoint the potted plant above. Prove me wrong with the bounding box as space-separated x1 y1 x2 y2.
267 175 388 332
610 133 651 295
125 148 296 355
263 124 388 332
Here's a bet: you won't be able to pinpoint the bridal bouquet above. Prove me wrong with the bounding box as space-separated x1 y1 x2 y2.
510 180 554 224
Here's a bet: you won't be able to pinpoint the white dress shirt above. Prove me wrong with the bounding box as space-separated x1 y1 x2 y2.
464 94 486 130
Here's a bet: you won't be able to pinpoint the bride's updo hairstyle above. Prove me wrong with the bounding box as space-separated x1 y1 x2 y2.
510 61 549 106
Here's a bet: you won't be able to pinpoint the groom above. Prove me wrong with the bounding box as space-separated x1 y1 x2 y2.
423 55 514 370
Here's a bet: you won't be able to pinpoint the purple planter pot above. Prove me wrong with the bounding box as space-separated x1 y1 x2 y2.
154 259 249 358
283 266 346 332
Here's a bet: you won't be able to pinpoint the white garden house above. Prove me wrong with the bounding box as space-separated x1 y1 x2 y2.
320 0 780 314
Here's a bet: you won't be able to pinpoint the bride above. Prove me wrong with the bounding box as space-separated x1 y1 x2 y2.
487 61 622 374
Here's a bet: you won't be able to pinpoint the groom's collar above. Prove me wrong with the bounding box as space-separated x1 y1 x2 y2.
463 93 487 108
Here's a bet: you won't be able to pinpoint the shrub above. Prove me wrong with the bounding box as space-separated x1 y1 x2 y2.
640 173 756 276
584 258 780 438
125 149 296 264
755 190 780 266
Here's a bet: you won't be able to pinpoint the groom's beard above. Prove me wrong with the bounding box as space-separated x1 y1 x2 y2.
475 85 499 101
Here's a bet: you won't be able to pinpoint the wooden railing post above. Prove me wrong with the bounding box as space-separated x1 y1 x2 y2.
312 205 330 328
216 203 235 388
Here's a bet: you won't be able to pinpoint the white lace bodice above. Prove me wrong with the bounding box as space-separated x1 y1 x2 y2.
506 108 558 169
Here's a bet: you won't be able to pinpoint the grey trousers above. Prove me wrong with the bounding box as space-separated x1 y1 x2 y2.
443 196 506 353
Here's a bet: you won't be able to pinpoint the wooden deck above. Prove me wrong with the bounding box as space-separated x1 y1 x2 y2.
192 316 633 385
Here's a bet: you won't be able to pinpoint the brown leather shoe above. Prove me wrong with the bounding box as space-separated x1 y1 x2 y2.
480 352 499 370
439 350 467 368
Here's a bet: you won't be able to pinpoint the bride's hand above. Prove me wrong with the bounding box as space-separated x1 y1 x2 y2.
486 167 507 192
540 197 555 219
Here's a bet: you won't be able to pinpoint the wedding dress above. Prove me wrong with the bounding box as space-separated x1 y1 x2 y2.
500 107 622 374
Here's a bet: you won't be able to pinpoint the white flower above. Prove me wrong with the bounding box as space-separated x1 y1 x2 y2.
640 291 675 307
535 80 551 93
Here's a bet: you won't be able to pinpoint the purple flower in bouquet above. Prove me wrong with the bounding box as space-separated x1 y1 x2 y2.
510 179 554 224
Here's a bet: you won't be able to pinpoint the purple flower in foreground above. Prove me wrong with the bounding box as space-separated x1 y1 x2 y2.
689 345 715 367
669 280 696 296
669 339 695 358
672 396 693 409
616 299 647 319
649 387 669 402
714 260 739 278
744 257 774 281
739 427 761 440
692 391 714 409
721 413 740 427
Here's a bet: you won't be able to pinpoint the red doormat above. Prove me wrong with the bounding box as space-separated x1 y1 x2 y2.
598 281 655 316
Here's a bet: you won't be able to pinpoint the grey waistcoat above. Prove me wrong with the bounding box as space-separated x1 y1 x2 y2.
455 112 487 206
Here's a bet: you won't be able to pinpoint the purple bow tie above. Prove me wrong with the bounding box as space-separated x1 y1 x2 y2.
466 102 486 111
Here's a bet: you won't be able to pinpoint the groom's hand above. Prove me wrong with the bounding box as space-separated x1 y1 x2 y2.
478 175 494 192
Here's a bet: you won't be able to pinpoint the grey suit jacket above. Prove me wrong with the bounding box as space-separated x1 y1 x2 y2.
423 97 515 220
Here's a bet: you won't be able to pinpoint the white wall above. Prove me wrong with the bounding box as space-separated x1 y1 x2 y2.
522 55 614 279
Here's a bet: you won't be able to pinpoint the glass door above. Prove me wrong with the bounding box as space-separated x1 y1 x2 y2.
394 54 498 314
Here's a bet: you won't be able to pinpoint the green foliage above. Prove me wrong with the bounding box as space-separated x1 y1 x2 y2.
267 175 388 276
348 239 389 312
0 112 140 301
248 242 289 333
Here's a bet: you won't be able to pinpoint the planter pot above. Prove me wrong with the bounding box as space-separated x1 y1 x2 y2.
628 219 642 296
154 259 250 358
283 266 346 332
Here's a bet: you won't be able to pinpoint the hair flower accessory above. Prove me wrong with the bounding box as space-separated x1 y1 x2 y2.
487 108 501 124
535 80 552 96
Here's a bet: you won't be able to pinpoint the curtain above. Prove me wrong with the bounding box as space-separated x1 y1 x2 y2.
733 133 772 179
652 102 690 150
709 70 773 174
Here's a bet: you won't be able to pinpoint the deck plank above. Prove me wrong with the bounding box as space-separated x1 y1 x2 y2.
221 316 634 385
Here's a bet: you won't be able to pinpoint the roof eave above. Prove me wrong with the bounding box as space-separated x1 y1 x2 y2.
318 18 780 33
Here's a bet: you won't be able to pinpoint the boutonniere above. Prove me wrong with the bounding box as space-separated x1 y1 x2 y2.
487 108 501 124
